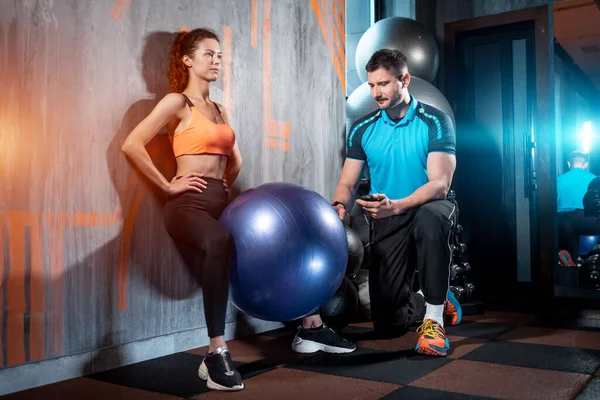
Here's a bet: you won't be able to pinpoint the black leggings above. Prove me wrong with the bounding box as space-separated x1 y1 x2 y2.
369 199 457 331
163 178 232 338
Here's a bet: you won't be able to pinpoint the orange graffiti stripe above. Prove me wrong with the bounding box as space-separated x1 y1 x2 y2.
321 0 346 90
267 138 291 152
268 120 290 140
335 0 345 22
4 212 46 362
310 0 345 93
69 212 121 227
251 0 258 48
332 0 346 53
322 0 345 87
325 0 346 88
28 218 45 362
223 26 233 116
263 0 271 140
339 0 346 37
0 209 125 366
263 0 291 153
111 0 132 23
7 213 26 365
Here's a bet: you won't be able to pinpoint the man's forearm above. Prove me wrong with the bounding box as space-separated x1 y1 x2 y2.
332 183 355 211
395 180 448 212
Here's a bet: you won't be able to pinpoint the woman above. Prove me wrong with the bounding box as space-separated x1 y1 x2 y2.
121 28 244 392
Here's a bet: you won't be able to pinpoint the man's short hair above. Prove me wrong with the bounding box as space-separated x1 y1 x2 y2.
365 48 408 78
569 151 588 165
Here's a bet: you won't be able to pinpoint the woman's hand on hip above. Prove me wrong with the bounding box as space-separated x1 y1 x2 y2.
167 173 208 195
222 178 230 193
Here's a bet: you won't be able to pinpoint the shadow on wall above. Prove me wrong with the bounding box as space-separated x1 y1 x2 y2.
0 30 251 373
106 30 198 303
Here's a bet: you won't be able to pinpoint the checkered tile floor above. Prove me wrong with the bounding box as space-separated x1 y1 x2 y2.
4 310 600 399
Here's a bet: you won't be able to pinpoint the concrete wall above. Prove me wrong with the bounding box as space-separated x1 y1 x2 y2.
0 0 345 393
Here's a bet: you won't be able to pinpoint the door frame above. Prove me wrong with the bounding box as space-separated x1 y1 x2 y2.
444 6 555 299
456 21 537 287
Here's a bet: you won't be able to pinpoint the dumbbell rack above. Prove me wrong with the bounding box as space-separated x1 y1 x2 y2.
449 223 485 316
449 225 474 300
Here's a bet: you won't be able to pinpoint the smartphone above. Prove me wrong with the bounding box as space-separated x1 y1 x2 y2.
360 195 378 202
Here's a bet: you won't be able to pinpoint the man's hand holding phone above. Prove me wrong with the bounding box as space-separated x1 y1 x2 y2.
356 193 398 219
359 195 378 202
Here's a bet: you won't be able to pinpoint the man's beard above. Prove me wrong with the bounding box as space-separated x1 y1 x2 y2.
375 94 402 110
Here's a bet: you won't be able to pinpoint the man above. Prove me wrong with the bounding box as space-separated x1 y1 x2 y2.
291 49 462 357
557 151 599 263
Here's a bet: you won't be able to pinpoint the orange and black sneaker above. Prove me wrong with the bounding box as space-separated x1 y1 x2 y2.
415 319 449 357
444 289 462 326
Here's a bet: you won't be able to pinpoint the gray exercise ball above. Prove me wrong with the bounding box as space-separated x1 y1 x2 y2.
355 17 439 83
346 77 455 135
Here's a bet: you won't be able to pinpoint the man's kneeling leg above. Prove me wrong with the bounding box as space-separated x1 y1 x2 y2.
369 214 425 334
413 199 461 357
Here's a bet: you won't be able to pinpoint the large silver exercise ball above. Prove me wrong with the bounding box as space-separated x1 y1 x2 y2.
346 77 455 135
355 17 439 83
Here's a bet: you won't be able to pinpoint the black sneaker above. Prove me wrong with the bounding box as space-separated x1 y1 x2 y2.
198 347 244 391
291 324 356 354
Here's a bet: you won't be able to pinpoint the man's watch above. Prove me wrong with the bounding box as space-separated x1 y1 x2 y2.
331 201 346 210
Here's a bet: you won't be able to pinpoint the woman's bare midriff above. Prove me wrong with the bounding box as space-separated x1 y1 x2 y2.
175 153 228 179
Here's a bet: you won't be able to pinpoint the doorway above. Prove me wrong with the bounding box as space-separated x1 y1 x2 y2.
455 21 536 295
445 6 554 303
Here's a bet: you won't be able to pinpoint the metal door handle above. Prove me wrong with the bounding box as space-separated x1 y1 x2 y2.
523 131 537 198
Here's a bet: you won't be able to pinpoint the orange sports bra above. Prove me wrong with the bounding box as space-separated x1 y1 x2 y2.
169 94 236 158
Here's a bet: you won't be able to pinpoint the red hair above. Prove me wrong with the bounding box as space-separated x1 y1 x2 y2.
168 28 220 93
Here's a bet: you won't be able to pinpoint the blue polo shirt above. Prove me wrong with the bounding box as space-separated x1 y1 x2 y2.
557 168 597 213
346 95 456 200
